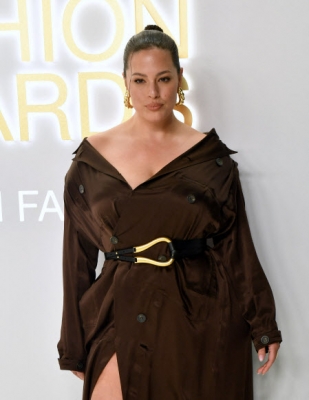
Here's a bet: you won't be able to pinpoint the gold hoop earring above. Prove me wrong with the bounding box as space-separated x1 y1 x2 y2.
124 89 133 109
175 87 185 106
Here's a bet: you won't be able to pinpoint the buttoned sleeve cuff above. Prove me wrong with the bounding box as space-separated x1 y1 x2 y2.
252 330 282 352
58 357 86 372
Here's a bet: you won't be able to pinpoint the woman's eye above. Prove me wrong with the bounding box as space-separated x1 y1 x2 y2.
160 77 171 82
134 79 144 84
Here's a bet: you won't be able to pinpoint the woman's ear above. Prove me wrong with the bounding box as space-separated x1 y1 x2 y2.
123 73 128 90
123 71 132 91
179 67 184 87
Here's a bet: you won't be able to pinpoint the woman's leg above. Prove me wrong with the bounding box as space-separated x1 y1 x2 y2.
90 353 123 400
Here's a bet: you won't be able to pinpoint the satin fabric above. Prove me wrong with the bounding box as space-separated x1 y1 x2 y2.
57 129 282 399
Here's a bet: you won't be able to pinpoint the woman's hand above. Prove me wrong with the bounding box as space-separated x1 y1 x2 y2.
72 371 85 380
257 342 280 375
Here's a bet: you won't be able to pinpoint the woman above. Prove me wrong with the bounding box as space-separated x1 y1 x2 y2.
58 25 281 400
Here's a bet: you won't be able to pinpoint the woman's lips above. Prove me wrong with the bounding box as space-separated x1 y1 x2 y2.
146 103 163 111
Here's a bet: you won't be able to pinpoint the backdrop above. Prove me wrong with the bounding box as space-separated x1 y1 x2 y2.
1 1 308 399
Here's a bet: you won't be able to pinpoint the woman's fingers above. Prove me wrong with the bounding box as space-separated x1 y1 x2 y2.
72 371 85 380
257 342 280 375
258 347 266 362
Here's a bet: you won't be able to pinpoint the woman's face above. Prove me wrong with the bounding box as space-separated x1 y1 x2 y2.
124 47 182 124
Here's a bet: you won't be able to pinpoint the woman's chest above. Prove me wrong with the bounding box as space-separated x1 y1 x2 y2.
75 162 225 241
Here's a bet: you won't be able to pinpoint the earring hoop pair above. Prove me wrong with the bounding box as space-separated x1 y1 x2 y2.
124 89 133 109
176 87 185 106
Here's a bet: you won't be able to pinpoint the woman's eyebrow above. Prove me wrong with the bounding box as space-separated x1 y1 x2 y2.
131 70 172 77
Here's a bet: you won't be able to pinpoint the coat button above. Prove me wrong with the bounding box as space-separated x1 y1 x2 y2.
110 236 119 244
187 194 196 204
137 313 147 323
76 362 84 371
216 158 223 166
79 184 85 193
261 335 270 345
158 255 167 262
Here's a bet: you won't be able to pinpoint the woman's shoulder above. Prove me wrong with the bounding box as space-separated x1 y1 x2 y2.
174 124 207 149
66 126 126 185
86 122 131 157
177 123 205 137
87 123 126 146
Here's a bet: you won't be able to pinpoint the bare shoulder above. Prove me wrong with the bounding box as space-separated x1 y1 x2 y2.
177 124 207 148
179 123 205 137
86 122 128 151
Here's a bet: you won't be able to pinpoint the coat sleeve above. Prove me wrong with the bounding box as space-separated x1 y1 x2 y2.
57 169 99 372
213 162 282 351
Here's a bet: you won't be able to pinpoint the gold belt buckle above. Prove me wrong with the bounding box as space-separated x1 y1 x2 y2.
134 237 175 267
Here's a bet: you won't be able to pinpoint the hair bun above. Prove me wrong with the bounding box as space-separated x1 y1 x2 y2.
144 25 163 33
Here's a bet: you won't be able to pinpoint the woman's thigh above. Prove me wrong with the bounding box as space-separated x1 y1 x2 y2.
90 353 123 400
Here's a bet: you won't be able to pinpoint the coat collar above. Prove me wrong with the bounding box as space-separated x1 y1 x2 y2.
72 128 237 184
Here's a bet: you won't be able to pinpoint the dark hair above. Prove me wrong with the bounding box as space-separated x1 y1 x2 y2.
123 25 180 77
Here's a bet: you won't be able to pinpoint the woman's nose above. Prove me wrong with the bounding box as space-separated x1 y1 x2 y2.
148 82 159 98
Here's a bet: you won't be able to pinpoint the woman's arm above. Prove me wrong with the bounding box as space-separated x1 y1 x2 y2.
57 165 99 372
213 162 282 367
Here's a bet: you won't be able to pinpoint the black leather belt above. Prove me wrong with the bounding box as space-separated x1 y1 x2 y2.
104 237 206 267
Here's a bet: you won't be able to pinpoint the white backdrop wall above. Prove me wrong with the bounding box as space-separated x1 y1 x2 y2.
0 1 308 399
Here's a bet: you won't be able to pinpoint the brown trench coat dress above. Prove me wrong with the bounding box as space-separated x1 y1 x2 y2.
57 129 282 400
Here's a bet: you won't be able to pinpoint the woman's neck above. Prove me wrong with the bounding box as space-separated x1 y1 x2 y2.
126 114 182 141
